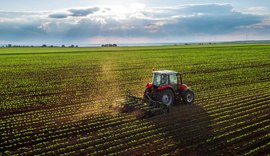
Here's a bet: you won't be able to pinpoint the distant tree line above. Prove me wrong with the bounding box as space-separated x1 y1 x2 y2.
101 44 117 47
2 44 79 48
3 44 35 47
174 42 217 46
41 44 79 48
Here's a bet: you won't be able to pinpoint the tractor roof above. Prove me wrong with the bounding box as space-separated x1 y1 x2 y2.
152 70 178 75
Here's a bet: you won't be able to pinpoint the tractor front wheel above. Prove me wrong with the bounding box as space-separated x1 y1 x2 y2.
183 90 195 104
159 89 174 106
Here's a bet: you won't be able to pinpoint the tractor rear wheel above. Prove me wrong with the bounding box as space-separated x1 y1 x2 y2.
183 90 195 104
159 89 174 106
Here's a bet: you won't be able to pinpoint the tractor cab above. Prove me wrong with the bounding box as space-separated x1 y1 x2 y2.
152 70 179 91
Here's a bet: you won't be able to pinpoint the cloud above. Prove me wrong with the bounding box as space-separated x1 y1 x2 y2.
128 4 263 37
0 4 269 44
48 7 100 19
68 7 100 16
62 4 262 37
48 12 69 18
181 3 234 15
161 11 262 36
0 20 45 41
242 7 270 15
0 11 44 18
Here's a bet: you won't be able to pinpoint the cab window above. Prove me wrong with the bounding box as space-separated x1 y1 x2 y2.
170 74 177 85
160 74 168 85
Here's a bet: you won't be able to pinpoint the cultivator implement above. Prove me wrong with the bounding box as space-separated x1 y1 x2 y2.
115 95 170 118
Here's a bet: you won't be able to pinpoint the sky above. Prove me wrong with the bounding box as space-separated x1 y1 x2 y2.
0 0 270 45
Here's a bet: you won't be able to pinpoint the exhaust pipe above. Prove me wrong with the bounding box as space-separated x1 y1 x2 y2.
179 73 183 84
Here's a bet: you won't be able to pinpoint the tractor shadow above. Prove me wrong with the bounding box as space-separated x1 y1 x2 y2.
146 102 213 155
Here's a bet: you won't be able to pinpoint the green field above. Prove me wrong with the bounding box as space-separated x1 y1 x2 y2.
0 44 270 155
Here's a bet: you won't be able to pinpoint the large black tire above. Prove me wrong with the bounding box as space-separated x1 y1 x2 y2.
159 89 175 106
183 90 195 104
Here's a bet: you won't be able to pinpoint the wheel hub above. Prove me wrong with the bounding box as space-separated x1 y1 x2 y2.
186 93 193 103
162 94 171 105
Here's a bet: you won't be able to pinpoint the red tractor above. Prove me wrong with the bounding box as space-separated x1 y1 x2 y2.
144 70 195 106
119 70 195 117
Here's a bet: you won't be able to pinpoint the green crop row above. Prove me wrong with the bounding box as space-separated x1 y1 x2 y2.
0 44 269 155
